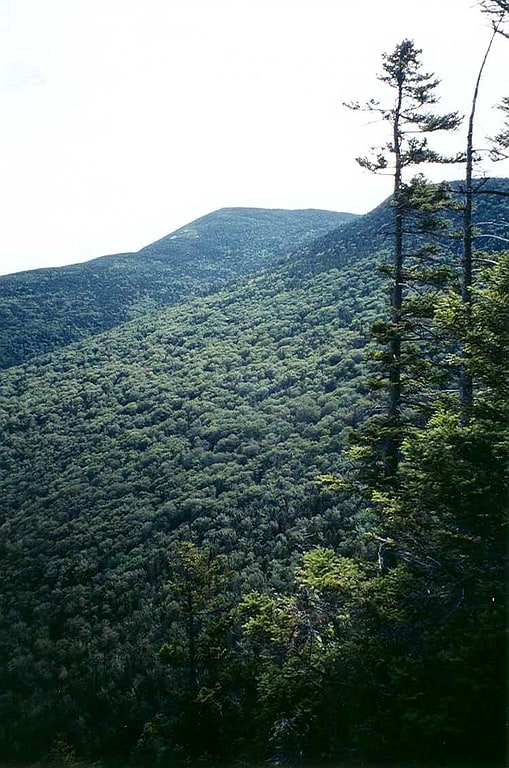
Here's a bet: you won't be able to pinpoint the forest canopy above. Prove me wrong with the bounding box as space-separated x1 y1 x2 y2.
0 5 508 766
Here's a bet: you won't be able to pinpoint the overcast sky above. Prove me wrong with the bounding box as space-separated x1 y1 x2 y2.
0 0 507 275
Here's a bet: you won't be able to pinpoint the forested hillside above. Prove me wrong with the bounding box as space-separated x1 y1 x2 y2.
0 208 354 369
291 177 509 275
1 0 508 758
3 178 508 372
0 167 507 765
0 239 382 760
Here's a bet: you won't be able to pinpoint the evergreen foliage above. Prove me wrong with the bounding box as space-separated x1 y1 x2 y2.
0 180 506 765
0 243 382 761
346 39 462 475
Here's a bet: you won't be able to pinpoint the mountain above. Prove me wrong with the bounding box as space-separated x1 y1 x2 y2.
0 207 355 370
0 178 507 762
289 176 509 275
0 229 381 759
2 177 508 372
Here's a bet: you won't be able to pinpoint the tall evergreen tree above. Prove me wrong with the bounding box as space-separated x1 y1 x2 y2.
459 21 501 417
346 40 461 477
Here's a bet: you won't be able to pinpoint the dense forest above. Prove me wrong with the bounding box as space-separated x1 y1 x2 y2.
0 208 354 370
0 5 508 768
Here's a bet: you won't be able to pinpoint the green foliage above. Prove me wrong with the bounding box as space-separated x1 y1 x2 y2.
436 250 509 393
347 41 466 478
0 179 507 766
348 39 462 174
0 207 355 370
137 543 249 764
492 96 509 155
0 237 381 761
361 255 508 763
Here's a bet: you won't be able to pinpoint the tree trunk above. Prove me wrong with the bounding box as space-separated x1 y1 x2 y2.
386 82 404 477
460 26 498 421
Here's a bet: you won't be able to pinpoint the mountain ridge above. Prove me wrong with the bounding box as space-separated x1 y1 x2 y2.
289 176 509 275
0 178 507 373
0 207 355 370
137 206 354 254
0 180 507 761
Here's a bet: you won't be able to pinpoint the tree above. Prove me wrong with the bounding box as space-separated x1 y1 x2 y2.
456 0 509 420
141 542 250 763
491 96 509 157
346 40 461 477
459 20 502 417
369 253 508 762
239 548 372 762
477 0 509 159
321 254 508 763
333 28 508 764
479 0 509 35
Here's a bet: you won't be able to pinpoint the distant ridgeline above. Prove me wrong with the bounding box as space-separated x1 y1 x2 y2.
1 180 508 371
289 176 509 275
0 208 355 369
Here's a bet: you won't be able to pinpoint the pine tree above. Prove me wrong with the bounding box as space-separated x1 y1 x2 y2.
367 252 509 762
345 40 462 477
459 23 501 417
153 543 242 760
458 0 508 419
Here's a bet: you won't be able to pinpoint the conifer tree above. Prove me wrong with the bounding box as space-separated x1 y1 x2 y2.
491 96 509 156
459 23 500 417
479 0 509 35
459 0 508 418
153 543 246 761
346 40 461 477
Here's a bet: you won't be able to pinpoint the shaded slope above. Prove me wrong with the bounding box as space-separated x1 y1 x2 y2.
0 247 382 757
0 207 354 370
138 206 355 265
290 177 509 275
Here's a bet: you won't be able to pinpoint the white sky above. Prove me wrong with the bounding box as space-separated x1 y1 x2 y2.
0 0 507 275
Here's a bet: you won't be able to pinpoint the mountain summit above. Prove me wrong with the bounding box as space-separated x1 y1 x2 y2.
0 207 355 369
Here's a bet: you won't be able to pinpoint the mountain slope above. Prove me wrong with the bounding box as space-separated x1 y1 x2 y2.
0 179 507 759
0 207 354 369
0 244 382 758
2 176 507 372
290 176 509 275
